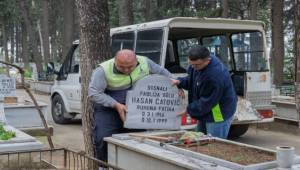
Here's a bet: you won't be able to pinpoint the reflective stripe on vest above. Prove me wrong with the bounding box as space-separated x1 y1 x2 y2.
212 104 224 122
100 55 150 90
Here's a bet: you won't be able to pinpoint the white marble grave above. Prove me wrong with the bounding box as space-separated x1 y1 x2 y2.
0 125 44 152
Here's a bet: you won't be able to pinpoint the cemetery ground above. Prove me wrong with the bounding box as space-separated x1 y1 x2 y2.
16 89 300 155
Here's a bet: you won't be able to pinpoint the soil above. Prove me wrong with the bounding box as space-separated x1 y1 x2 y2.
176 140 275 165
151 132 276 165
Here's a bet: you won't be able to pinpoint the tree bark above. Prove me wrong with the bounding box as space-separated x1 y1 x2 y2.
76 0 111 162
143 0 159 21
250 0 258 70
73 6 80 40
250 0 258 20
271 0 284 86
49 0 63 62
10 22 15 63
18 0 43 76
294 0 300 127
180 0 187 16
2 17 10 75
41 0 50 65
16 23 21 63
118 0 133 26
222 0 229 18
62 0 75 61
21 21 30 70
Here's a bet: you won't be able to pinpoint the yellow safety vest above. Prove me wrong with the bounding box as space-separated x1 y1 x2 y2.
100 55 150 90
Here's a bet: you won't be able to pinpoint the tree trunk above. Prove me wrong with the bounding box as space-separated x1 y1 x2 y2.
76 0 111 163
37 22 44 61
271 0 284 86
2 17 10 76
73 6 80 40
118 0 133 26
295 0 300 127
41 0 50 65
50 36 60 62
250 0 258 20
222 0 229 18
21 21 30 70
144 0 151 21
10 22 15 63
49 0 63 62
156 0 167 19
62 0 75 61
250 0 258 70
16 23 21 63
18 0 43 76
143 0 158 22
180 0 187 16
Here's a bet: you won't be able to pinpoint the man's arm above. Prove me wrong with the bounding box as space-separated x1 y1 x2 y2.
88 67 117 107
177 76 189 90
175 66 192 90
186 79 223 119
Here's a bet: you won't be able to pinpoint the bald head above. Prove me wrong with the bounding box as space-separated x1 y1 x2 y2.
114 49 138 74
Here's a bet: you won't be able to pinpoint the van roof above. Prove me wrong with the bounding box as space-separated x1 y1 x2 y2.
110 17 265 34
73 17 265 44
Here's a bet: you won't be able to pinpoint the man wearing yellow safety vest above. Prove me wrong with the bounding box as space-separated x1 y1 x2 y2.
172 45 237 139
88 49 171 161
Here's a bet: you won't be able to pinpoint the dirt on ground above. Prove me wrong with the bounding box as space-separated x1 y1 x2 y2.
152 132 276 165
176 140 275 165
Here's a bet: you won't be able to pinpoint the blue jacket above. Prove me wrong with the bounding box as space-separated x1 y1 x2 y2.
178 56 237 122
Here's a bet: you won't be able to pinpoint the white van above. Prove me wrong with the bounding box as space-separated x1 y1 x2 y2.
50 17 274 138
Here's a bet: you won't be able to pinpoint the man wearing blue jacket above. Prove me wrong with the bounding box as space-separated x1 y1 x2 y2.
172 45 237 139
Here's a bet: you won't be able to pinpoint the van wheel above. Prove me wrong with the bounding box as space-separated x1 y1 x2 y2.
51 95 71 124
228 124 249 139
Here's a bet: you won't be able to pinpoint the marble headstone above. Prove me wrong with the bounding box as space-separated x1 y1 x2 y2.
0 75 16 98
124 75 183 130
0 103 6 124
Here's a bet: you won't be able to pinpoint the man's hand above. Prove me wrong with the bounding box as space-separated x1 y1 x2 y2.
170 78 180 86
177 110 188 117
113 103 127 122
178 88 185 99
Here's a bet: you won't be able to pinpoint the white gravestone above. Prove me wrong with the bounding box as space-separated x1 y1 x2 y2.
0 103 6 124
0 76 16 98
125 75 183 130
0 75 16 125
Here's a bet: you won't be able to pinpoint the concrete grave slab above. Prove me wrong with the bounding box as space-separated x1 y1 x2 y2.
0 125 44 152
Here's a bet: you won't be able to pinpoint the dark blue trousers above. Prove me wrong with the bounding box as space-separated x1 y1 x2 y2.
93 104 143 162
93 104 123 162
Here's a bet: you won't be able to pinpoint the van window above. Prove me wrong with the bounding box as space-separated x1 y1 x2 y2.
136 29 163 64
57 45 78 80
111 32 135 57
70 47 80 73
177 38 199 69
202 35 232 70
231 32 268 71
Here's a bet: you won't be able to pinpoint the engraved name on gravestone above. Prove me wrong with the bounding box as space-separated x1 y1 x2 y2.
125 75 183 130
0 75 16 98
